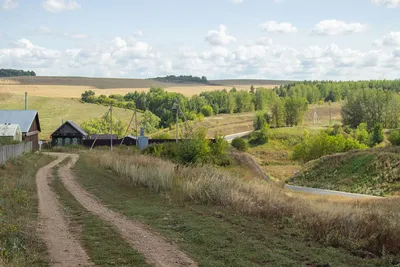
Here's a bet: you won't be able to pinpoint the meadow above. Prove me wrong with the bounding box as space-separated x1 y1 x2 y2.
0 93 136 139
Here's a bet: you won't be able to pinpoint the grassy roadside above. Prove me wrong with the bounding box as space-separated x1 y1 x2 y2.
0 153 53 267
73 154 389 267
50 158 150 267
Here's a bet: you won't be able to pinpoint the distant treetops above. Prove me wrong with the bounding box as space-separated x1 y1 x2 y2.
151 75 210 84
0 68 36 77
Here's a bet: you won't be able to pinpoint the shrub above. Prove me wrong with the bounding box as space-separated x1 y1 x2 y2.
249 124 269 145
389 129 400 146
292 131 367 162
200 105 214 117
231 138 248 152
253 111 270 130
152 132 172 139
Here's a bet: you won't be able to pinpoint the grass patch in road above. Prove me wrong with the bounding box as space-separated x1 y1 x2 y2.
51 158 150 267
73 154 389 267
0 153 53 267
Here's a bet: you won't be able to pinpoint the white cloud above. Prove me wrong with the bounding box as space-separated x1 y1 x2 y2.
205 25 236 46
371 0 400 8
2 0 18 10
374 32 400 46
42 0 80 13
260 21 297 33
311 20 367 36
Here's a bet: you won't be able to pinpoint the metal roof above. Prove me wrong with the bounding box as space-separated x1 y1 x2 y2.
0 124 21 136
0 110 39 133
51 120 88 136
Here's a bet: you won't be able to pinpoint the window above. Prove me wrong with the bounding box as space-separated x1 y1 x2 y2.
65 138 71 145
57 138 63 146
72 138 78 145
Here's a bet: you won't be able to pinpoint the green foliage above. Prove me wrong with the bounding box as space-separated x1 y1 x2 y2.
177 128 210 164
370 123 384 146
81 112 126 137
81 90 96 103
388 130 400 146
284 97 308 127
151 75 209 84
253 110 270 130
200 105 214 117
209 134 231 166
270 98 285 128
292 131 367 162
352 123 370 146
231 137 248 152
141 110 161 134
249 124 270 145
235 91 255 113
0 68 36 77
152 132 172 139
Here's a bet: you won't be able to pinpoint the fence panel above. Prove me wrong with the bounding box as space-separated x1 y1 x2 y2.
0 142 33 165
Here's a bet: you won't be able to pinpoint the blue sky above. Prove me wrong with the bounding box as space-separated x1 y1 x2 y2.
1 0 400 80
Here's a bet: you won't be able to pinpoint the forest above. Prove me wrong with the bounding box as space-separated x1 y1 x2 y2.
151 75 210 84
0 69 36 77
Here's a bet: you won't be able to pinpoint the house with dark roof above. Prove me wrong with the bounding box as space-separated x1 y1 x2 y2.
51 120 88 146
0 110 41 151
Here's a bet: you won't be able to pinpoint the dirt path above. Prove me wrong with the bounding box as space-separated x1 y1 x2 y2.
36 153 92 267
54 153 197 267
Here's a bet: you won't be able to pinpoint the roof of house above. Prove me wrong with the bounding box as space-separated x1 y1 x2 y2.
0 110 40 133
89 134 118 140
51 120 88 136
0 124 21 137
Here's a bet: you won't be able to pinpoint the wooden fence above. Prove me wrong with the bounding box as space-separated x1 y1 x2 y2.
0 142 33 165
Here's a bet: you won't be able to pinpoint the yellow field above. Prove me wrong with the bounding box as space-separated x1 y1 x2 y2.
0 84 273 98
0 93 137 139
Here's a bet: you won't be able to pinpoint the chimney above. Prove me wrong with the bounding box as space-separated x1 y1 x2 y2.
24 92 28 110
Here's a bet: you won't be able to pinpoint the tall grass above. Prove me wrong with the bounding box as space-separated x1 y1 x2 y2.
89 151 400 256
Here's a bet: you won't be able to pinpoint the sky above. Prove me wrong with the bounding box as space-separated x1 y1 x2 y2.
1 0 400 80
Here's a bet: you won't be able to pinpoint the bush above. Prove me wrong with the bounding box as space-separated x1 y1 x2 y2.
200 105 214 117
388 130 400 146
371 123 384 146
253 111 270 130
231 138 248 152
292 131 367 162
152 132 172 139
249 124 269 145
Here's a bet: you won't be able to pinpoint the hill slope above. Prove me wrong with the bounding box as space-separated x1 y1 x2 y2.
289 147 400 196
0 93 136 139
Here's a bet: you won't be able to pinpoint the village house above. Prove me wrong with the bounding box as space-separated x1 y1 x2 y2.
51 120 88 146
0 110 41 151
0 124 22 144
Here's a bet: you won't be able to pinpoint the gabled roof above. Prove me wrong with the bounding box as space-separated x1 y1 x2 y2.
0 110 40 133
0 124 21 136
51 120 88 136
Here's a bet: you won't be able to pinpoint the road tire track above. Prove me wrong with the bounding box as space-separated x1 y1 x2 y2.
53 153 197 267
36 153 93 267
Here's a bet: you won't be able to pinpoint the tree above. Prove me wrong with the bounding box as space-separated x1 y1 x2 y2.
370 123 384 146
284 97 308 127
249 124 269 145
254 111 270 130
81 112 126 137
353 123 369 146
200 105 214 117
389 130 400 146
81 90 96 103
250 85 255 94
141 110 161 134
270 98 285 128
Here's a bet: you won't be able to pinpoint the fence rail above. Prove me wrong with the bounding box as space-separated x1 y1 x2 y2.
0 142 33 165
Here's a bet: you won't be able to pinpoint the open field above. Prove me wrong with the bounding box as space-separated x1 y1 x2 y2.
0 93 136 139
0 84 261 98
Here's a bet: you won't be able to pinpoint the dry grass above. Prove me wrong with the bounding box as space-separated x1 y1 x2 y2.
0 79 20 85
89 151 400 257
0 84 258 98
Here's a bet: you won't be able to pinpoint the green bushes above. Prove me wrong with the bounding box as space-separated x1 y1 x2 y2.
231 138 248 152
389 130 400 145
200 105 214 117
249 124 269 145
292 130 367 162
253 111 270 130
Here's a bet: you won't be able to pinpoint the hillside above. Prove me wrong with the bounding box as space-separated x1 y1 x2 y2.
288 147 400 196
0 93 136 139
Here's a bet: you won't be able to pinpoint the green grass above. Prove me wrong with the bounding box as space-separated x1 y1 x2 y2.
50 158 149 267
0 93 136 139
289 147 400 196
0 153 53 267
72 154 388 267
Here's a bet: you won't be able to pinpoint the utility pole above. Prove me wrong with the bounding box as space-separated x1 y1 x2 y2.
110 104 113 151
24 92 28 110
176 103 179 143
135 106 138 146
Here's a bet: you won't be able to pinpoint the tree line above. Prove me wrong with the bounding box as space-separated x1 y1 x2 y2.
81 87 309 131
151 75 210 84
0 69 36 77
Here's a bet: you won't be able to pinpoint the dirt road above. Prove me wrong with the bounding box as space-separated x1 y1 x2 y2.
51 153 197 267
36 153 92 267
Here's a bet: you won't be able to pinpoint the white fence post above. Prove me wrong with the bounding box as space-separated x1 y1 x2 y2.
0 142 33 165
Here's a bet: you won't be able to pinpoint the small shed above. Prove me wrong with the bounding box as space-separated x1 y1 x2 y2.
51 120 88 146
0 110 41 151
0 124 22 144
